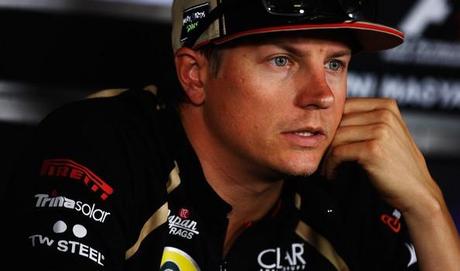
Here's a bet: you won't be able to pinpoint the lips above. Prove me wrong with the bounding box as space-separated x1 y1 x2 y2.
293 131 315 137
282 127 326 148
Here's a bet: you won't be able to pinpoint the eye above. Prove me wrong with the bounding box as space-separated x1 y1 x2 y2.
271 56 290 67
326 59 345 72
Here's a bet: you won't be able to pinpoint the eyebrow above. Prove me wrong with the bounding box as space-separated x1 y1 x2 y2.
330 50 352 58
268 40 352 58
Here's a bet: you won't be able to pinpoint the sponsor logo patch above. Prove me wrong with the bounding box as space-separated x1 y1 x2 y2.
29 220 105 266
40 159 114 200
380 209 402 233
180 3 210 43
257 243 306 270
34 193 111 223
405 242 418 267
160 246 200 271
167 208 199 240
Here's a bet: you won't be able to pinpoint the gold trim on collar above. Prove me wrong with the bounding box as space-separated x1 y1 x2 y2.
295 193 302 210
125 162 181 259
166 161 181 194
125 202 169 260
295 220 350 271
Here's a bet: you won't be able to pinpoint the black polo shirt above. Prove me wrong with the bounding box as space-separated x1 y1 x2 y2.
4 88 419 270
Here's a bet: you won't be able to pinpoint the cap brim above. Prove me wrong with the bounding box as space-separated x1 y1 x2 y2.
200 21 404 52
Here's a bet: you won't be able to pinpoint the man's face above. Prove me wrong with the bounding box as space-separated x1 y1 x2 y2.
201 33 351 179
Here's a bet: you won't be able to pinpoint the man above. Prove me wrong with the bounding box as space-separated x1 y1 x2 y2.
5 0 460 270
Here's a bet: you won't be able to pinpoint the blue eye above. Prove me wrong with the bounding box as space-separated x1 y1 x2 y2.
272 56 289 67
326 59 344 71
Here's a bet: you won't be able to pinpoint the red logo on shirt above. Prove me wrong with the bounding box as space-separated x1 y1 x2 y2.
380 213 401 233
40 159 114 200
179 208 190 219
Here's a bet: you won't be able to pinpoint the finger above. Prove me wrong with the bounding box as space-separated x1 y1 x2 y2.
339 109 410 145
323 140 374 179
342 98 413 145
344 97 402 117
331 123 394 148
340 108 403 128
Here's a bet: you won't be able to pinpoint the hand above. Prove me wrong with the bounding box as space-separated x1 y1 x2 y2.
322 97 443 214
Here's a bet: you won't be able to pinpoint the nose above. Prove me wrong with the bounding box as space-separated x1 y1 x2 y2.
294 69 335 110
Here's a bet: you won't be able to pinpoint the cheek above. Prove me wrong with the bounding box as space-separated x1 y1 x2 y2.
209 73 280 147
205 51 288 140
216 68 271 116
332 98 346 138
328 75 347 109
326 73 347 96
327 78 347 133
204 71 260 133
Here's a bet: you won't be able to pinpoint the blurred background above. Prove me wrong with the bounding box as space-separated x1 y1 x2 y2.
0 0 459 230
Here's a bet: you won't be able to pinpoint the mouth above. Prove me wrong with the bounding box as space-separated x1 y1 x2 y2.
293 131 319 137
282 127 327 148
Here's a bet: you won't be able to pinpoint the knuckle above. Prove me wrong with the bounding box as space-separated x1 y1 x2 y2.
383 98 397 107
366 140 382 157
383 98 400 112
378 109 394 124
372 123 390 139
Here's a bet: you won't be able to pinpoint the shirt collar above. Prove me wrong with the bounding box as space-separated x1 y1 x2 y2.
166 108 233 216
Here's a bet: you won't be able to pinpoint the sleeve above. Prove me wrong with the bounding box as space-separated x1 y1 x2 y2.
353 201 420 271
332 162 420 271
4 97 152 271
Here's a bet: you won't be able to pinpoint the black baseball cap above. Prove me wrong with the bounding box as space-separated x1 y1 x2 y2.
172 0 404 52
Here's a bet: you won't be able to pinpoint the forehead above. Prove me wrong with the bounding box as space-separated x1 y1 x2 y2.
218 29 356 52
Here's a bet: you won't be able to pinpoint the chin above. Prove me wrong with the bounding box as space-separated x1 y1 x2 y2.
266 149 325 179
282 158 321 177
290 167 319 177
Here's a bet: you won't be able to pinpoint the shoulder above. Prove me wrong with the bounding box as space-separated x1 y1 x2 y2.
35 87 174 159
29 87 176 202
39 88 160 132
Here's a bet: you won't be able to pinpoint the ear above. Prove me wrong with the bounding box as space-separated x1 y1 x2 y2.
174 47 208 105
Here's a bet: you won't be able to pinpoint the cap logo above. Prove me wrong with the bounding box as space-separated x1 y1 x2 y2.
181 3 210 43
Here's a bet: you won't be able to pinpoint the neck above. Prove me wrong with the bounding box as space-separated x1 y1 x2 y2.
191 121 285 220
208 169 284 220
181 106 285 255
199 155 284 256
